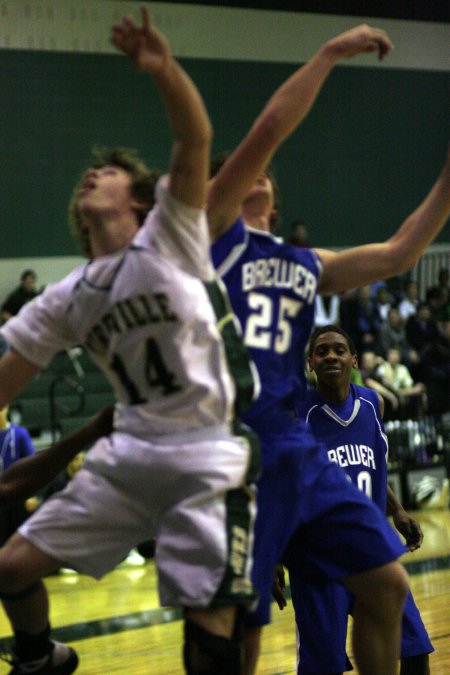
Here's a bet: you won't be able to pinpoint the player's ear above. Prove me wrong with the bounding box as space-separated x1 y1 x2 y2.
307 357 314 373
269 208 279 233
352 354 358 369
131 197 147 212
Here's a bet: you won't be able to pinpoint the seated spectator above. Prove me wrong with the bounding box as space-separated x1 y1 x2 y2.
377 307 419 369
427 266 449 300
359 350 399 420
398 280 419 322
0 269 39 323
377 347 427 418
420 320 450 415
426 285 449 324
406 302 441 380
372 285 393 324
385 271 413 306
340 286 379 354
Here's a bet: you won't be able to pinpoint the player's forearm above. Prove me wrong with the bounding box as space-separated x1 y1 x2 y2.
152 58 212 155
151 57 211 207
386 484 404 517
387 154 450 272
207 46 340 238
0 438 80 506
249 46 338 151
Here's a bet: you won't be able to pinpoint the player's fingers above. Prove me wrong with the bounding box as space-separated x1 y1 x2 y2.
141 6 151 32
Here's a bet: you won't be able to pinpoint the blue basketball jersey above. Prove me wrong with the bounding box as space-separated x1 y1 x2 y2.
213 219 405 633
297 384 388 510
292 383 433 671
212 218 322 427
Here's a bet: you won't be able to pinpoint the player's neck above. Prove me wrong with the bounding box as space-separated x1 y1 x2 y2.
86 214 139 258
316 383 350 405
241 199 272 233
243 213 271 233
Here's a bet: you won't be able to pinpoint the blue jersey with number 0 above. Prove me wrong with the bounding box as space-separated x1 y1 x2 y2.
297 384 388 509
292 384 433 671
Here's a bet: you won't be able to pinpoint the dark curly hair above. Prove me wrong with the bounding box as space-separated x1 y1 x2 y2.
68 147 161 258
308 324 357 358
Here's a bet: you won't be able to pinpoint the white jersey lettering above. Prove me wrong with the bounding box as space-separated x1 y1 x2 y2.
86 293 178 355
327 444 376 470
241 258 317 303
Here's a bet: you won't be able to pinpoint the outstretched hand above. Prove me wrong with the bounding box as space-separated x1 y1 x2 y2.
328 24 393 61
393 510 424 552
111 6 171 74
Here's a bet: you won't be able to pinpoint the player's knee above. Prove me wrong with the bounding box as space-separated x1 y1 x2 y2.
183 618 242 674
380 561 409 608
0 540 35 595
346 561 409 616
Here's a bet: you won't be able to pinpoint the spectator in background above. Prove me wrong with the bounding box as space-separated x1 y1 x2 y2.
398 280 419 322
372 285 393 324
287 218 310 247
359 351 400 420
377 347 427 418
427 266 449 300
426 285 449 323
377 307 419 370
426 267 450 324
385 271 413 306
0 405 36 546
340 286 379 354
0 269 39 323
405 302 441 364
420 319 450 415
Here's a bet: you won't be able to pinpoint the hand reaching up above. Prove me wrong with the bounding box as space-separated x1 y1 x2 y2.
327 24 394 61
111 6 171 75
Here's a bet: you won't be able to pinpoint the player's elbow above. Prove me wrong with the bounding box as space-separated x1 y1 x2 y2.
388 252 416 277
253 111 286 149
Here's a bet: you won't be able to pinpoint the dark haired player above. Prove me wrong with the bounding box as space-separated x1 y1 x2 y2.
281 325 433 675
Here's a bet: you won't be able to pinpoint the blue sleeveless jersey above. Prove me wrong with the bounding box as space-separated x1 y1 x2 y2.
292 384 433 671
297 384 388 510
212 218 322 427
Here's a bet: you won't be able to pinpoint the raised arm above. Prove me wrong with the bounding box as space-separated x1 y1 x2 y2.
0 407 114 508
111 7 212 208
207 24 393 240
317 148 450 294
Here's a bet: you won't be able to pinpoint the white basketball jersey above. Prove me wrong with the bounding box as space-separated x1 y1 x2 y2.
2 177 240 437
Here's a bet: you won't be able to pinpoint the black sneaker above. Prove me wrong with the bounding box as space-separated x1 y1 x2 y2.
7 641 78 674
